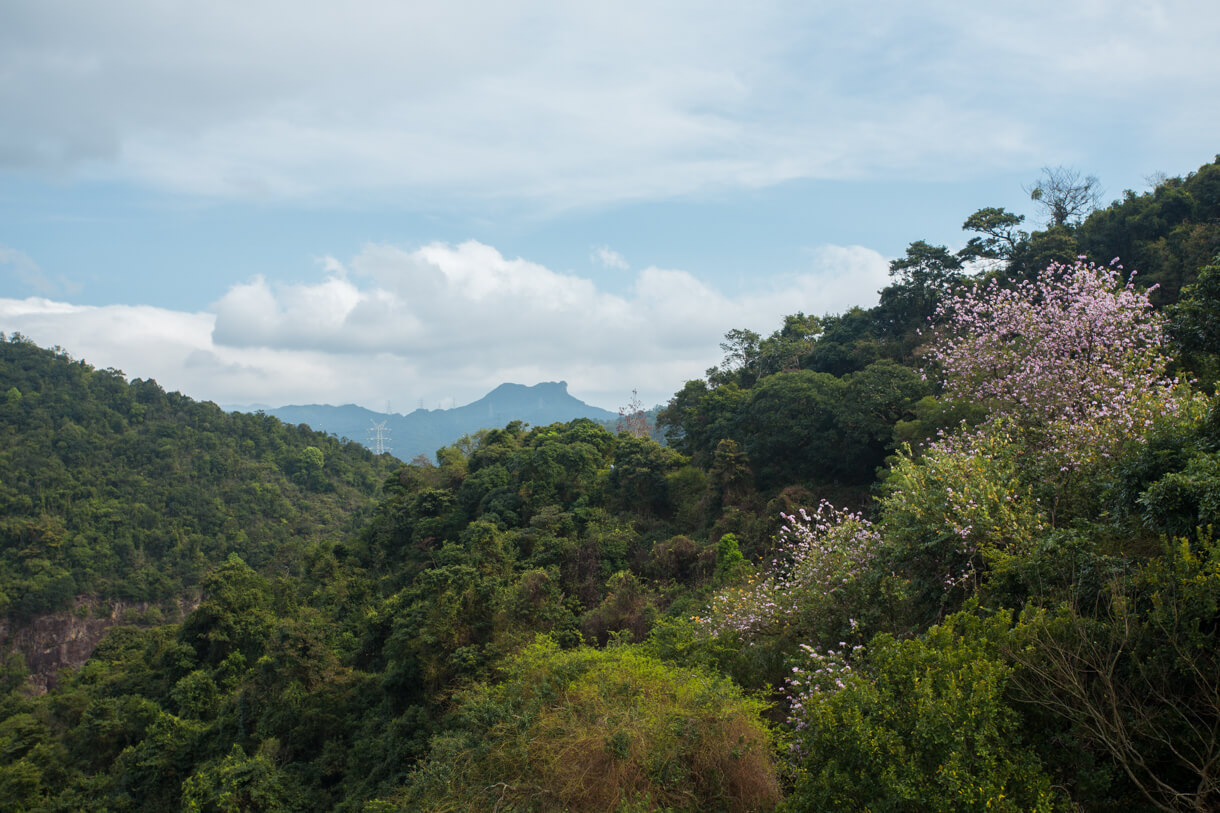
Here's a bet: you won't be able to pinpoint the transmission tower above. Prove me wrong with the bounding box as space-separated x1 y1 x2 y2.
366 419 392 455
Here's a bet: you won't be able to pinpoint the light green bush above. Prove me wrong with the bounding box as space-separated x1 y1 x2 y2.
396 637 781 812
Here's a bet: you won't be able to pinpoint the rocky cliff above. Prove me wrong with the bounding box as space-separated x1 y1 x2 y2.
0 596 197 694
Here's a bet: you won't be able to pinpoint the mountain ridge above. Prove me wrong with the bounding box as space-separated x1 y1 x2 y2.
233 380 620 460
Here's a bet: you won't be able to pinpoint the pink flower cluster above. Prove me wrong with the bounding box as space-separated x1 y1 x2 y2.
928 258 1183 471
698 502 878 638
785 638 864 744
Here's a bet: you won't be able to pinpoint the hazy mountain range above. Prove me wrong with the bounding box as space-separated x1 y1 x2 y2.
226 381 620 461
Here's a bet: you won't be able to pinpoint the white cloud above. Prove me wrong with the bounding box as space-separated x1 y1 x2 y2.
1 240 890 411
0 245 81 297
592 246 630 270
0 298 216 380
4 1 1216 207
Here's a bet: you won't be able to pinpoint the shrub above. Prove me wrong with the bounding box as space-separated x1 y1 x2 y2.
880 422 1048 620
786 612 1062 812
398 637 781 812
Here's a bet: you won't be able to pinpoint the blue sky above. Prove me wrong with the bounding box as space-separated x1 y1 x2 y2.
2 0 1218 413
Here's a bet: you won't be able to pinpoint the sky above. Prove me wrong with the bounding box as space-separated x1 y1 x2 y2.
2 1 1218 414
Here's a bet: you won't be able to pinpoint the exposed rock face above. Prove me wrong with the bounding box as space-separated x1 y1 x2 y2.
0 596 197 694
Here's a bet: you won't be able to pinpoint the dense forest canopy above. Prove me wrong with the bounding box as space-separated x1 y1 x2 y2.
2 155 1220 811
0 336 400 622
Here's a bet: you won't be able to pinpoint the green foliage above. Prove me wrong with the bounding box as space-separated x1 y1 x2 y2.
1169 256 1220 387
0 335 397 620
581 570 652 645
8 157 1220 812
875 240 965 346
713 532 747 586
1107 394 1219 545
181 743 303 812
292 446 327 492
880 424 1048 621
741 371 844 487
890 394 988 454
1137 450 1220 537
661 356 924 493
657 379 748 465
397 637 781 812
787 612 1063 812
800 307 884 376
1010 533 1220 811
1075 157 1220 305
180 555 277 667
607 436 685 516
837 360 930 479
959 207 1027 263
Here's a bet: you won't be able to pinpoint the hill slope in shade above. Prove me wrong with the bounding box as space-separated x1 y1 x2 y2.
0 334 399 625
255 381 620 460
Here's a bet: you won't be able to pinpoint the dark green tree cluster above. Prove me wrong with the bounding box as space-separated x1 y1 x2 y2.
660 361 929 490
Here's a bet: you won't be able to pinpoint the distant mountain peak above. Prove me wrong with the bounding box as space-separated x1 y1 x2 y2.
485 380 568 395
247 381 616 460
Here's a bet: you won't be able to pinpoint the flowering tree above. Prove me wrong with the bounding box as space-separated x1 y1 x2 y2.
697 501 878 640
927 257 1184 473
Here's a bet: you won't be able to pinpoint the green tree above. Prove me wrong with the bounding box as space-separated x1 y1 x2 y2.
875 241 965 345
801 307 884 376
835 360 930 481
712 532 747 586
960 207 1028 263
181 744 302 812
1169 257 1220 387
606 436 684 516
1011 535 1220 812
741 370 846 487
708 328 763 387
179 555 277 668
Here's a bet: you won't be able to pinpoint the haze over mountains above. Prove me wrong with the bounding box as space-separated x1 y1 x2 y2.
228 381 620 461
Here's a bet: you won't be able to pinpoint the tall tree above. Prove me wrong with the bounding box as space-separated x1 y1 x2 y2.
960 207 1028 263
875 241 965 346
1026 165 1103 227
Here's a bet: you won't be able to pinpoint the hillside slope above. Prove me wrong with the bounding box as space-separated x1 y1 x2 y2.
0 334 399 623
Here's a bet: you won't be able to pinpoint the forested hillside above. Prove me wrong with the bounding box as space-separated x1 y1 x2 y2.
1 156 1219 811
0 337 399 622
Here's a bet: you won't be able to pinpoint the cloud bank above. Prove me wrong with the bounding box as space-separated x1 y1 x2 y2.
4 1 1216 208
1 241 889 411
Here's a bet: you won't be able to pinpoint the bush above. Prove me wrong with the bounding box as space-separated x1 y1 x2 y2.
880 422 1048 621
786 611 1062 812
397 637 781 812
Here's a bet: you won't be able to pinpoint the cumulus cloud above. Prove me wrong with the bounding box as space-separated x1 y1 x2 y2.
0 296 420 409
4 1 1215 207
209 240 890 407
2 240 889 411
0 298 216 381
